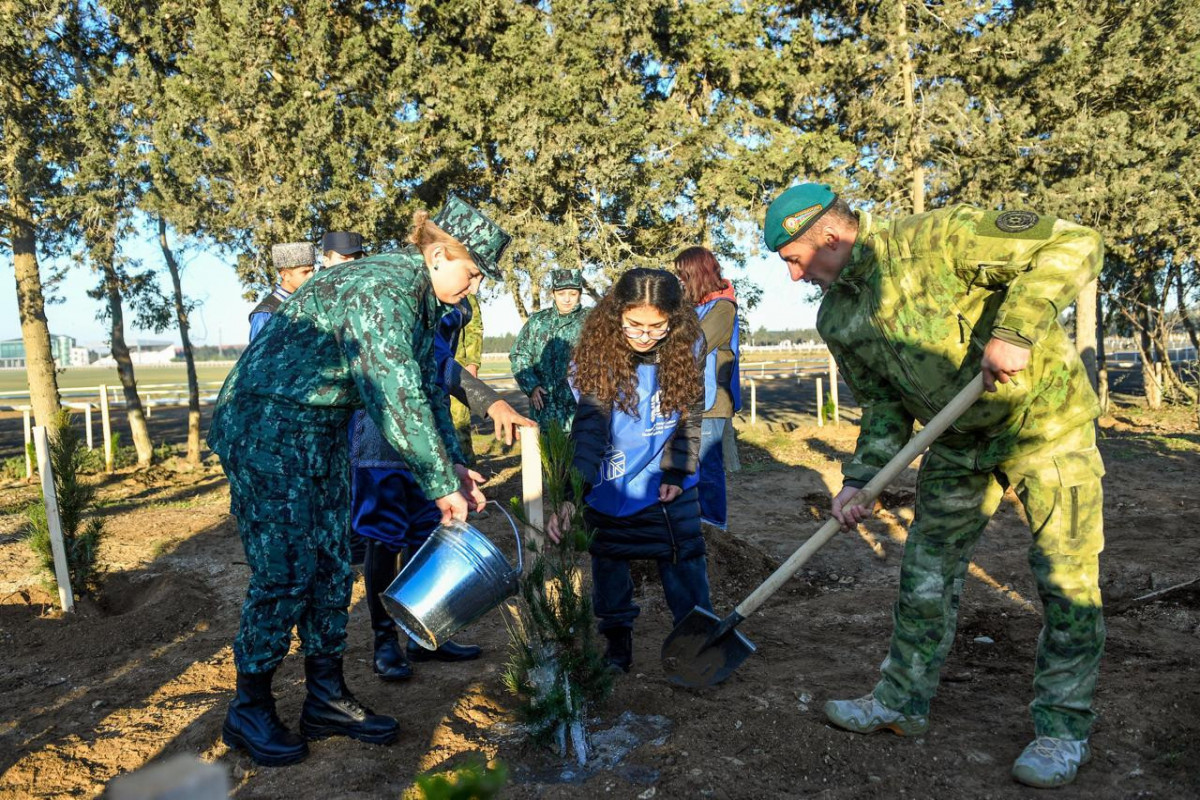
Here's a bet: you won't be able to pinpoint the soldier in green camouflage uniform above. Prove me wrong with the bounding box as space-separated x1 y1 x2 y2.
763 183 1105 789
208 194 512 767
509 268 588 428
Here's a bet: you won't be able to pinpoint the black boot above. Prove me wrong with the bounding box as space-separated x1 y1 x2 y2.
603 627 633 674
364 539 413 680
373 629 414 681
406 637 483 662
299 655 400 744
222 669 309 766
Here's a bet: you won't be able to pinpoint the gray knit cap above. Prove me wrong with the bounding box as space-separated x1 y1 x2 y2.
272 242 316 270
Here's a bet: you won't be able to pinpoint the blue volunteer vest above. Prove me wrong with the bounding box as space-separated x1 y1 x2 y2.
585 362 699 517
696 298 742 412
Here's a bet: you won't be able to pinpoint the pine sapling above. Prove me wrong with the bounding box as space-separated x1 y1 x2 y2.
503 422 611 764
25 411 107 599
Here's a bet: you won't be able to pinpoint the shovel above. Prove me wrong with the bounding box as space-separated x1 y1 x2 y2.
662 374 986 687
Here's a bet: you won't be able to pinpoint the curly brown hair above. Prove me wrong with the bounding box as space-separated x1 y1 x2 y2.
572 268 702 418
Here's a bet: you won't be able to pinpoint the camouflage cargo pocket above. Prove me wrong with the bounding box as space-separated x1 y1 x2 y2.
229 469 317 527
1048 445 1105 555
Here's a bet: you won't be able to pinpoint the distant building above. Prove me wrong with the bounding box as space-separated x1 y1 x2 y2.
0 335 82 369
92 340 176 366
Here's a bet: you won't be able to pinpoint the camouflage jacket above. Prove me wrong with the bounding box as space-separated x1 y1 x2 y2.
207 247 466 499
818 206 1103 484
509 303 588 398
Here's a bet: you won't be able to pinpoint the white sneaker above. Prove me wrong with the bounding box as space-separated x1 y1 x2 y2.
823 693 929 736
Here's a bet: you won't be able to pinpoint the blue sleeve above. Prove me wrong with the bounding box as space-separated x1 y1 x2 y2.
249 312 269 341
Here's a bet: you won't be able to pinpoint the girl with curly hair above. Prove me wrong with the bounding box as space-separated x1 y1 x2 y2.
545 267 712 674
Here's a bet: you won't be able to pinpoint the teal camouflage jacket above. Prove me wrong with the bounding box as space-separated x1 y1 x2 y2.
818 206 1104 484
509 304 588 423
207 247 466 499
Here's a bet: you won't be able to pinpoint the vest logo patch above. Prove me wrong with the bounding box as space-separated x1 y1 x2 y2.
995 210 1039 233
783 204 823 235
644 391 674 437
601 447 626 482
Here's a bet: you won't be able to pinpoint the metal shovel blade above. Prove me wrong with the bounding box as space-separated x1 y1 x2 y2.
661 606 757 687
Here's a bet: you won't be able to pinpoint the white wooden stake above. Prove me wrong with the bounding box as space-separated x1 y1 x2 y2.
521 428 544 549
33 426 75 613
828 352 840 426
816 377 824 428
750 378 757 426
100 384 113 472
23 407 33 479
85 404 94 450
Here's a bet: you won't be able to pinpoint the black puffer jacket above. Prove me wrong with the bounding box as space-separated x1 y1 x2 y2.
571 354 704 561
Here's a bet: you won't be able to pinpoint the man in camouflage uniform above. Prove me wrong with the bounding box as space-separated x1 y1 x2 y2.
763 183 1105 789
509 268 588 428
248 242 317 341
208 194 514 767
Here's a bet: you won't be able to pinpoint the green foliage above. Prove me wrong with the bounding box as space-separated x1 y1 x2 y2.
409 758 507 800
821 396 837 424
24 411 108 599
2 456 28 482
503 423 611 754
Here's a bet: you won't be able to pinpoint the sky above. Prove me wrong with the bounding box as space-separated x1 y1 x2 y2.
1 238 821 350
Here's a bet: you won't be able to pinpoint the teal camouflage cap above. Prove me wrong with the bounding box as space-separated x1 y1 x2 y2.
550 268 583 290
432 194 512 279
764 183 838 252
272 242 316 270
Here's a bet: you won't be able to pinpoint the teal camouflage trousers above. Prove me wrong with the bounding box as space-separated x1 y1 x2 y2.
225 447 353 675
872 423 1106 740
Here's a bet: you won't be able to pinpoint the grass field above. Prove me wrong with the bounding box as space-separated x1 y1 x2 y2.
0 349 829 400
0 365 236 397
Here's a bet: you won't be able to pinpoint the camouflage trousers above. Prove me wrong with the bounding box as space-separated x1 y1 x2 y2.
451 397 474 466
224 448 353 675
530 392 576 431
872 423 1106 740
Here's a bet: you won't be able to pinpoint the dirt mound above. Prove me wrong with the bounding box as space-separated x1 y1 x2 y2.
98 570 212 618
703 527 781 604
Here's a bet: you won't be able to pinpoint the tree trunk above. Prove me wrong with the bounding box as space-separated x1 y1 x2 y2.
1138 308 1162 409
159 217 201 464
1175 266 1200 355
1075 278 1099 391
1096 291 1109 414
896 0 925 214
100 252 154 466
5 135 62 430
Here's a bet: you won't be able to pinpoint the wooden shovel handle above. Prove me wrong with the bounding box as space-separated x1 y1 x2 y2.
733 374 986 619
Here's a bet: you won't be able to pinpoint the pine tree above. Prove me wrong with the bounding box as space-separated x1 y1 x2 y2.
0 1 71 430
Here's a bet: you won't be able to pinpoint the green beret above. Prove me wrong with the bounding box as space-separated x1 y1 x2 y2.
763 183 838 252
550 268 583 290
432 194 512 280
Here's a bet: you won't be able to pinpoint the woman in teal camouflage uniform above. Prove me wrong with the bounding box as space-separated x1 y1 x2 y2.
208 195 513 767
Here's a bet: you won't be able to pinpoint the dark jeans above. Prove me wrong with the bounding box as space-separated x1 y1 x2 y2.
591 554 713 632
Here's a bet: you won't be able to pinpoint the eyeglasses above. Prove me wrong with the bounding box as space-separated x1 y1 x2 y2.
622 325 670 341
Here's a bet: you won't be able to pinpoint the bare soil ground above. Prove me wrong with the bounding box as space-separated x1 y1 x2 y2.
1 400 1198 799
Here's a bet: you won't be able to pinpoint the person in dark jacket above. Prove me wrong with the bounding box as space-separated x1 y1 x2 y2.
674 246 741 530
545 268 709 674
248 242 317 341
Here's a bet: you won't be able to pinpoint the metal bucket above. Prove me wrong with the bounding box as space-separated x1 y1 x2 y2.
380 506 523 650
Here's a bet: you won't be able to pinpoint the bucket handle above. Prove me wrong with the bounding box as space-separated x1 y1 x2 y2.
493 504 524 578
